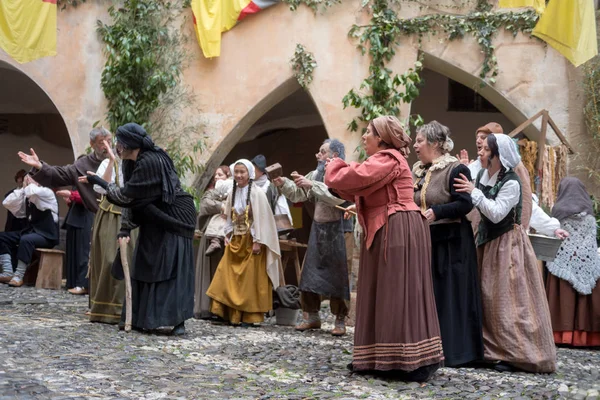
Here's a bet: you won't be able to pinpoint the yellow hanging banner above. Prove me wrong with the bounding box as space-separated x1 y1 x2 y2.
0 0 57 63
498 0 545 14
533 0 598 67
191 0 279 59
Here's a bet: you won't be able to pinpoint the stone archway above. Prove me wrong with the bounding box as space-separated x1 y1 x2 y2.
0 61 75 228
197 78 329 189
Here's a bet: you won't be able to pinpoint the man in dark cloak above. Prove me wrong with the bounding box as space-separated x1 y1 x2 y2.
18 127 112 213
18 127 112 294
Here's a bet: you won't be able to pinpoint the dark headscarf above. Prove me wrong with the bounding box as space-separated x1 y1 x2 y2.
117 123 179 204
551 177 594 221
371 116 412 158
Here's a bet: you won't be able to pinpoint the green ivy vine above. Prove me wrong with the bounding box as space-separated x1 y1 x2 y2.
283 0 341 13
343 0 424 148
97 0 203 207
396 9 539 82
291 44 317 89
341 0 540 159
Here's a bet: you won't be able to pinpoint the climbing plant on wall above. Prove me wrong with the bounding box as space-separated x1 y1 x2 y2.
291 44 317 89
283 0 341 13
339 0 540 158
97 0 203 206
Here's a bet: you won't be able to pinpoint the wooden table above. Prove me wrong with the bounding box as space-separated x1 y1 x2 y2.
279 239 307 285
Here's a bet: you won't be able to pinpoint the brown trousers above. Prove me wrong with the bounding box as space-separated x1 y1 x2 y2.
301 232 355 318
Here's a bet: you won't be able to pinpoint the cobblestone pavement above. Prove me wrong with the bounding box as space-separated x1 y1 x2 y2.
1 285 599 400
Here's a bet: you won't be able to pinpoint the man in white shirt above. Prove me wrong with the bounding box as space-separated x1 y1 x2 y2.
0 174 59 287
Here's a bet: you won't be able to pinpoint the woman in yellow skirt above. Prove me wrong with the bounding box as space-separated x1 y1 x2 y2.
206 159 282 325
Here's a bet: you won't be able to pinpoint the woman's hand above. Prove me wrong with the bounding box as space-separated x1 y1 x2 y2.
423 208 436 223
344 204 357 220
117 236 130 245
456 149 472 166
78 171 97 183
252 242 261 255
56 190 72 199
454 173 474 194
554 228 569 240
224 234 232 246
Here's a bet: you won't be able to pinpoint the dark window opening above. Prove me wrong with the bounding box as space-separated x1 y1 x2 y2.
448 80 499 113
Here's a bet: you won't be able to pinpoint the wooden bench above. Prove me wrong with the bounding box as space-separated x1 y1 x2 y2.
23 248 65 290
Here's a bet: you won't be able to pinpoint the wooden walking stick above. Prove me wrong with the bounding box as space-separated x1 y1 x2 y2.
119 237 133 333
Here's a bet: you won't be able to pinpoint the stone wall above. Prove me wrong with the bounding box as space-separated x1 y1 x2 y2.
0 1 594 195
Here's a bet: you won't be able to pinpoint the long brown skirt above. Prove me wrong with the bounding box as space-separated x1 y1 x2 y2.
546 274 600 346
353 211 444 375
477 227 556 372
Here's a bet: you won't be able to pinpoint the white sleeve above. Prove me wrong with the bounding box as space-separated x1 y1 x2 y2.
94 159 110 194
468 159 482 181
471 180 521 224
529 200 560 236
2 189 26 218
23 185 58 221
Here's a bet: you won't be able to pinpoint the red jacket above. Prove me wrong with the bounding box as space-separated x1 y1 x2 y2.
325 149 420 249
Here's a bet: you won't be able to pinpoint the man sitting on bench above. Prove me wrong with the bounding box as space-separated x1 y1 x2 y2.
0 173 59 287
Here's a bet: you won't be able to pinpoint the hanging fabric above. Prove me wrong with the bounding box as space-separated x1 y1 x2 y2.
532 0 598 67
0 0 57 63
191 0 279 58
498 0 546 14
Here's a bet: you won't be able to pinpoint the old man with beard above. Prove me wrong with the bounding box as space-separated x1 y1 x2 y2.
18 127 112 214
273 139 353 336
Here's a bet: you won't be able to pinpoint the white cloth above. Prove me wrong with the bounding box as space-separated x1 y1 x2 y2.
224 184 256 239
494 133 521 169
3 184 58 223
468 158 483 181
529 194 560 236
255 175 293 225
471 168 521 224
224 181 282 289
229 159 255 180
3 189 26 219
94 158 124 194
214 178 233 198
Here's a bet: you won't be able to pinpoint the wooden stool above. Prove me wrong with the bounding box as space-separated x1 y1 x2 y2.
23 249 64 289
279 239 308 286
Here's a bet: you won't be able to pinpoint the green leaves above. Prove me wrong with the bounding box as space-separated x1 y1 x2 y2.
344 0 424 156
395 9 538 82
290 44 317 89
283 0 341 13
96 0 204 209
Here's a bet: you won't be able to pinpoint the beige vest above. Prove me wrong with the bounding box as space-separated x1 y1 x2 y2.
413 161 461 226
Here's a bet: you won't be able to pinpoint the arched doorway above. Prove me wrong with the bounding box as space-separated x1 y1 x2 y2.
0 61 74 229
222 87 328 179
208 84 330 285
409 67 517 166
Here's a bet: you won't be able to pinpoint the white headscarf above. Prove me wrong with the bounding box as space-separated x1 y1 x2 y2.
229 159 256 180
494 133 521 169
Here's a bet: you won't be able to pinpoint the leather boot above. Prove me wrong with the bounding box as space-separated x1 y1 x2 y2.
295 313 321 331
331 317 346 336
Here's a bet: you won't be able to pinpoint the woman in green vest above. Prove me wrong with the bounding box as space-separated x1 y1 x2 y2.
454 133 556 373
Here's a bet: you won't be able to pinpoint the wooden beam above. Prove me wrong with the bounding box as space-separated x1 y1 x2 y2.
546 114 576 154
508 109 545 138
537 110 549 174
